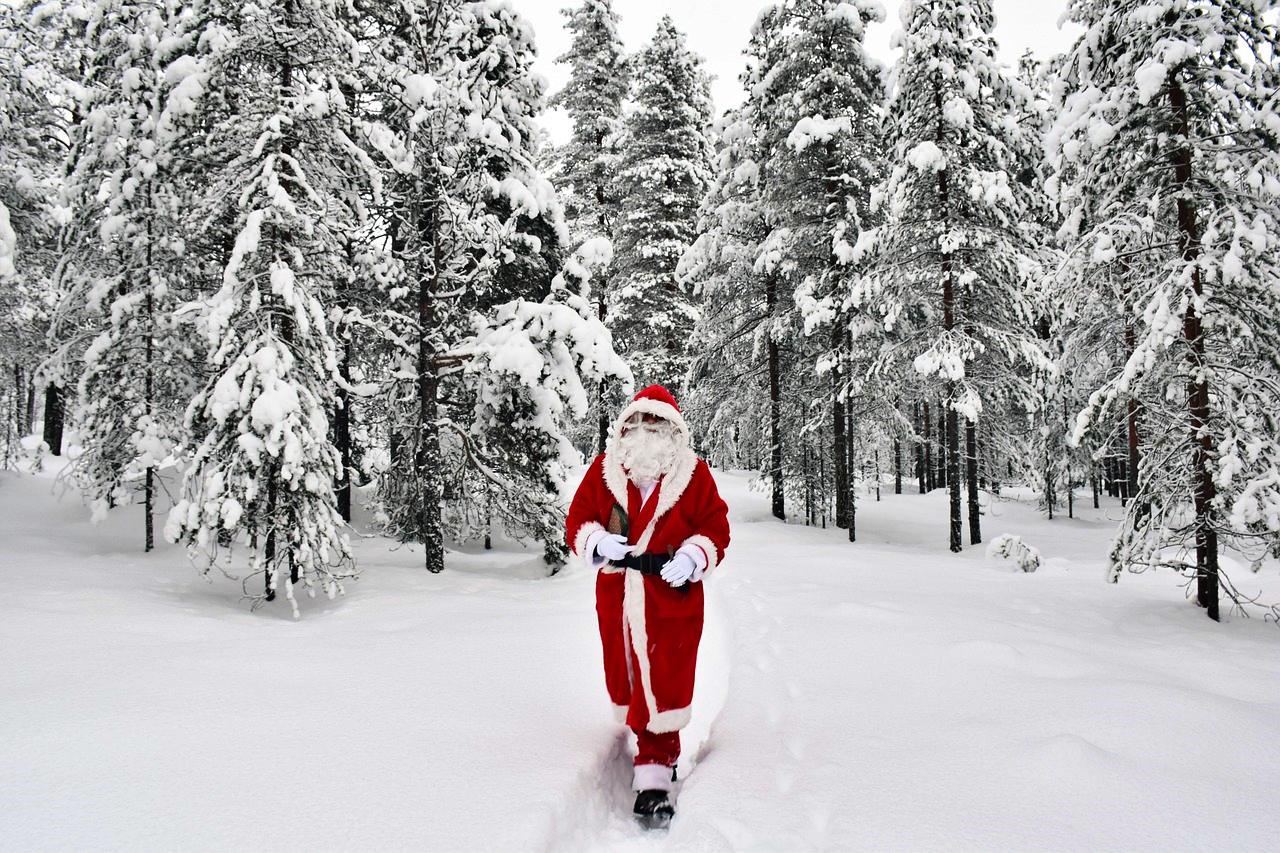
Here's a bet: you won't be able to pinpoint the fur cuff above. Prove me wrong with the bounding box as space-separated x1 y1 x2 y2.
572 521 605 560
632 763 675 793
681 534 719 575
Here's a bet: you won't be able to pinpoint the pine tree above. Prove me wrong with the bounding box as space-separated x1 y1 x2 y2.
550 0 629 453
611 15 713 389
361 1 625 572
768 0 885 531
165 0 376 611
53 0 203 548
682 8 791 518
0 3 68 460
1049 0 1280 621
863 0 1045 552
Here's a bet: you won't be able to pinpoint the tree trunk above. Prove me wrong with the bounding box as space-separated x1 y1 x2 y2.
965 419 980 545
922 400 933 492
766 273 784 521
264 474 278 602
894 438 902 495
42 382 64 456
24 375 35 435
335 334 353 522
937 107 961 551
915 402 925 493
1125 323 1144 519
833 367 848 528
418 198 445 573
1169 72 1218 621
846 403 856 542
12 364 23 436
144 286 155 553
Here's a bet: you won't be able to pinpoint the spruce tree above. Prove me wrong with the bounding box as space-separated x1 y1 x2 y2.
54 0 202 548
611 15 713 389
550 0 629 453
165 0 375 611
864 0 1045 551
1049 0 1280 620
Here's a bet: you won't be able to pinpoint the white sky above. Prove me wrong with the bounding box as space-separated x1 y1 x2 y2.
520 0 1083 144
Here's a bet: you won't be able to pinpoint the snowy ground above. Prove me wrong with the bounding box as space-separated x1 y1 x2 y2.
2 460 1279 852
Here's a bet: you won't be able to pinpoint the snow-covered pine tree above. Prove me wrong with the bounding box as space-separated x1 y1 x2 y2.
682 8 792 518
165 0 376 611
550 0 629 453
6 1 94 461
611 15 713 389
361 1 621 572
0 3 68 460
461 238 631 566
53 0 204 548
764 0 885 531
1049 0 1280 621
682 106 769 473
862 0 1045 551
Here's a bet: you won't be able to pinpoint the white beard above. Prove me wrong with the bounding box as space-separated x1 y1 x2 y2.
617 423 682 483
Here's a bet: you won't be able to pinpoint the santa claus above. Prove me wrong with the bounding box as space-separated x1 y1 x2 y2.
565 384 731 828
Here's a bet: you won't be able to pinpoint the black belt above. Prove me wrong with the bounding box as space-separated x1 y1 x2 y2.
617 552 667 574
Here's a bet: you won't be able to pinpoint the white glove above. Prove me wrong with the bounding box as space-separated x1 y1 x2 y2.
660 551 697 587
594 533 633 562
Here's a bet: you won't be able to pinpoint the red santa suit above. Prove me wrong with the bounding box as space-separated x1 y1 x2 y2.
565 385 731 788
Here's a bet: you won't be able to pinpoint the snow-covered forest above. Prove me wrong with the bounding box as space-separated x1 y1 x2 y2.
3 0 1280 848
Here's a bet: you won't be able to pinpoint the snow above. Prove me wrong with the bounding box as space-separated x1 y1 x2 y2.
1134 60 1167 104
0 200 16 278
2 463 1278 850
906 140 947 172
786 114 851 153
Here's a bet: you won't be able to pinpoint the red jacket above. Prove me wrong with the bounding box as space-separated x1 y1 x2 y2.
566 449 730 574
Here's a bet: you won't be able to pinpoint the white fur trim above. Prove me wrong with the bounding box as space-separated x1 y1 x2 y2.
624 568 662 730
572 521 605 567
615 396 688 437
612 704 629 724
646 705 692 734
602 396 694 510
681 534 719 576
632 763 675 793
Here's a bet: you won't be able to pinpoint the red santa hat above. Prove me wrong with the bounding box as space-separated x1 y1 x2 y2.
612 384 689 439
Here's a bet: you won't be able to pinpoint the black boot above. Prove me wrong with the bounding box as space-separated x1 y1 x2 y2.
633 789 675 830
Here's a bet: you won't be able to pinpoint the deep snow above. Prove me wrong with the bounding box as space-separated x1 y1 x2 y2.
2 461 1278 852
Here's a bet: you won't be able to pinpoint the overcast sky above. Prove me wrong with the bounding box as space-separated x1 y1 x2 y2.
521 0 1082 144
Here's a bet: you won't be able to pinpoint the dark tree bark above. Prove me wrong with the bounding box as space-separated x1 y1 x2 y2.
144 285 155 553
965 419 980 545
1169 72 1218 621
766 272 784 521
42 382 64 456
264 473 279 601
915 402 925 493
937 120 961 551
894 438 902 495
922 400 933 492
12 365 24 435
846 403 856 542
335 335 353 523
833 362 849 528
24 374 35 435
803 443 813 526
418 197 445 573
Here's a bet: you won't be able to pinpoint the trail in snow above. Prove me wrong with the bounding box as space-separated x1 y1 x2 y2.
539 577 734 851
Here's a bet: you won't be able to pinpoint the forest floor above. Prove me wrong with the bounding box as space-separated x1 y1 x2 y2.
2 458 1279 852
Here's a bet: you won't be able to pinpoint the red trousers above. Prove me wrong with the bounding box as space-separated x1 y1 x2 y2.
634 727 680 768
